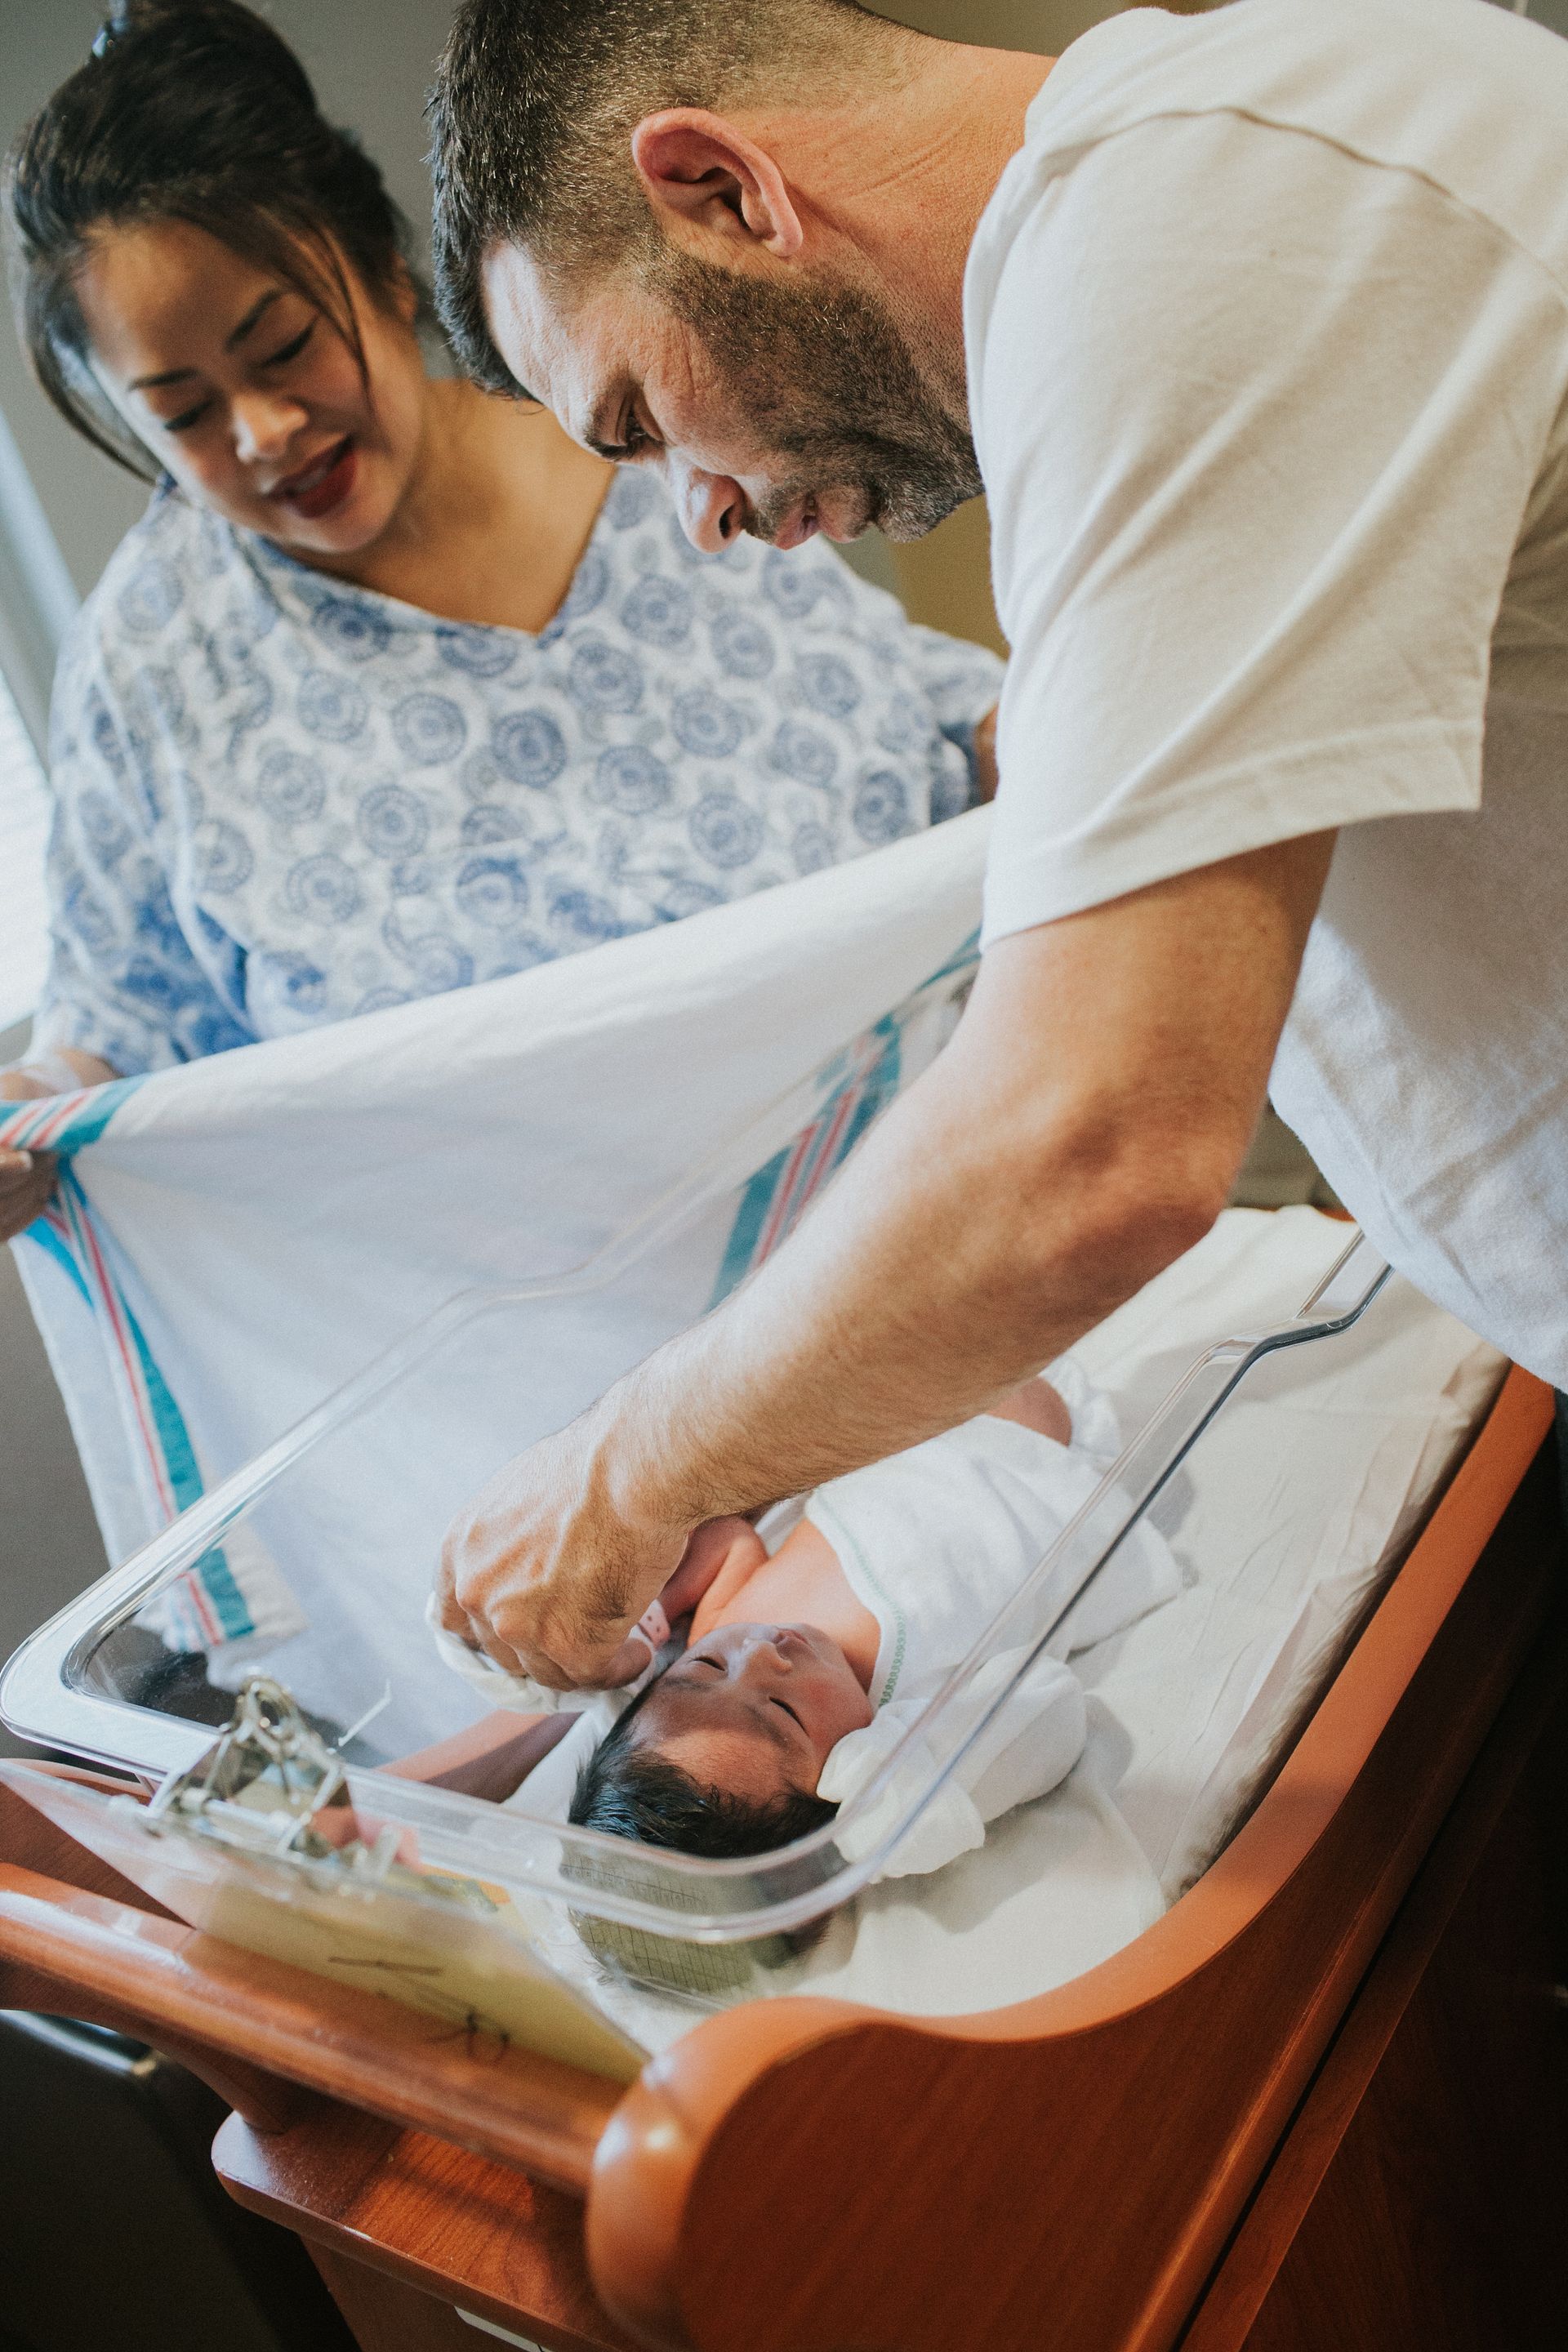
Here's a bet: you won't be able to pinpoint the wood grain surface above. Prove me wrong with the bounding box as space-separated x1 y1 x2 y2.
1185 1623 1568 2352
0 1849 619 2191
583 1374 1561 2352
216 2099 640 2352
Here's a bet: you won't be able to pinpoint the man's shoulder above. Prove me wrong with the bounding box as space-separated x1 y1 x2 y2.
978 0 1568 276
1014 0 1558 158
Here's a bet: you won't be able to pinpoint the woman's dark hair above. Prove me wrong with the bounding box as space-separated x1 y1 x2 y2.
5 1 425 479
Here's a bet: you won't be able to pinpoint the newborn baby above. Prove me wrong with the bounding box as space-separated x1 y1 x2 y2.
432 1360 1178 1879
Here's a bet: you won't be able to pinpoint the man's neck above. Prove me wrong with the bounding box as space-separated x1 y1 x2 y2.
745 43 1054 414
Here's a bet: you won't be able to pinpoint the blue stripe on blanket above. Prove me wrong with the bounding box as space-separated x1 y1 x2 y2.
708 1013 904 1307
116 1286 255 1645
706 933 978 1309
22 1216 91 1306
12 1088 256 1648
0 1073 148 1161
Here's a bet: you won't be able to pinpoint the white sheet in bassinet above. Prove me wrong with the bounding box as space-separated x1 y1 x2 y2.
555 1206 1505 2051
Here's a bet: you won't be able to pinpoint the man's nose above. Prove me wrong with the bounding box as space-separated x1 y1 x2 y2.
675 462 748 554
232 391 307 466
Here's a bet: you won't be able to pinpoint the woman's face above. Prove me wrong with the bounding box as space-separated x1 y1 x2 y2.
74 217 429 558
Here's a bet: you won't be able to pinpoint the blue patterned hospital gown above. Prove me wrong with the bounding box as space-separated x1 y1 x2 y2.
34 470 1002 1074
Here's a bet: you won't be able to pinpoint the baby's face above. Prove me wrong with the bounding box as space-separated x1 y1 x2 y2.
628 1623 874 1806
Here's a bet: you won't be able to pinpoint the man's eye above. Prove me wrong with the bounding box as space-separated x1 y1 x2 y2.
265 322 316 368
163 400 213 434
770 1697 802 1730
621 413 655 457
689 1654 723 1671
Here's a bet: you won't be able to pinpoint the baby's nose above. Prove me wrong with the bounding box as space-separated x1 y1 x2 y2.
735 1627 790 1675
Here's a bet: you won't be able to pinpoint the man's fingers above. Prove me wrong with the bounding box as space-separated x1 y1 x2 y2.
597 1634 657 1687
434 1552 469 1637
461 1601 644 1693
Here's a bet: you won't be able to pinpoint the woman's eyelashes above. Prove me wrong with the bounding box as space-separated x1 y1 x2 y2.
265 320 316 369
161 319 318 434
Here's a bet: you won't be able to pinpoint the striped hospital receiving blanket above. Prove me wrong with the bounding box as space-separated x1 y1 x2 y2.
5 809 988 1715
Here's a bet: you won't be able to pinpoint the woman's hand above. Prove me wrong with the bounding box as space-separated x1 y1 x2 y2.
0 1067 61 1243
0 1141 57 1244
436 1404 693 1692
973 703 1000 803
1 1049 118 1243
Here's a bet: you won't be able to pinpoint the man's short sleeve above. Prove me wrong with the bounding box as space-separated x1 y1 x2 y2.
973 109 1568 942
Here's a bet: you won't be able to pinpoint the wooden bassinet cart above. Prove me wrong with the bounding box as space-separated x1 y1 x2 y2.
2 1366 1565 2352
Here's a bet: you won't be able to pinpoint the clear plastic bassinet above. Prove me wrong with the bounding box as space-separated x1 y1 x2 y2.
2 1223 1396 2041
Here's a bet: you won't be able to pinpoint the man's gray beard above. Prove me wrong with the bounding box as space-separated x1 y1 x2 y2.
662 254 982 541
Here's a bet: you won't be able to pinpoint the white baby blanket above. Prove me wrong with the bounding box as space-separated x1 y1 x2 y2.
5 811 990 1737
808 1367 1180 1874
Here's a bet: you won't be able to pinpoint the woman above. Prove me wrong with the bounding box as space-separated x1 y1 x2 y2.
0 0 1000 1239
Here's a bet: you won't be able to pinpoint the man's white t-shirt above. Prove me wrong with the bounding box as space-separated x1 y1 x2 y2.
966 0 1568 1383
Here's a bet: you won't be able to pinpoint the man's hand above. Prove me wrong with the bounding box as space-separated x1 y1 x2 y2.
435 833 1335 1688
436 1409 691 1690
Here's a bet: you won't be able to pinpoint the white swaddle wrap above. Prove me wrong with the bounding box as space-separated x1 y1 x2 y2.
457 1360 1179 1880
806 1360 1179 1874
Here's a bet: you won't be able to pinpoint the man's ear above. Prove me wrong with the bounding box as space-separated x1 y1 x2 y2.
630 108 804 258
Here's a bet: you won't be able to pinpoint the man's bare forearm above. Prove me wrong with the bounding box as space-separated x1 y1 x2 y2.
591 837 1333 1530
439 835 1334 1687
592 957 1221 1535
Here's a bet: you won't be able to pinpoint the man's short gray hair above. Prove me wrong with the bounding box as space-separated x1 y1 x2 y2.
429 0 920 393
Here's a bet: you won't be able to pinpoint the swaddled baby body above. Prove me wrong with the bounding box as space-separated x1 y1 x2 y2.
427 1361 1180 1878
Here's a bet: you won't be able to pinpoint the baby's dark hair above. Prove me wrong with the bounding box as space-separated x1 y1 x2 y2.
568 1682 839 1860
6 1 426 479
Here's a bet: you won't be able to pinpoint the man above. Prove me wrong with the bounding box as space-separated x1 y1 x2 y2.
427 0 1568 1690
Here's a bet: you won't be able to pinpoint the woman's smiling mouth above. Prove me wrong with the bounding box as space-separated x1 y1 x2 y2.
271 434 357 519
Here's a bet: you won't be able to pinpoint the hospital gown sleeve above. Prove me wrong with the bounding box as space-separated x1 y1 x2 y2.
30 643 250 1076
